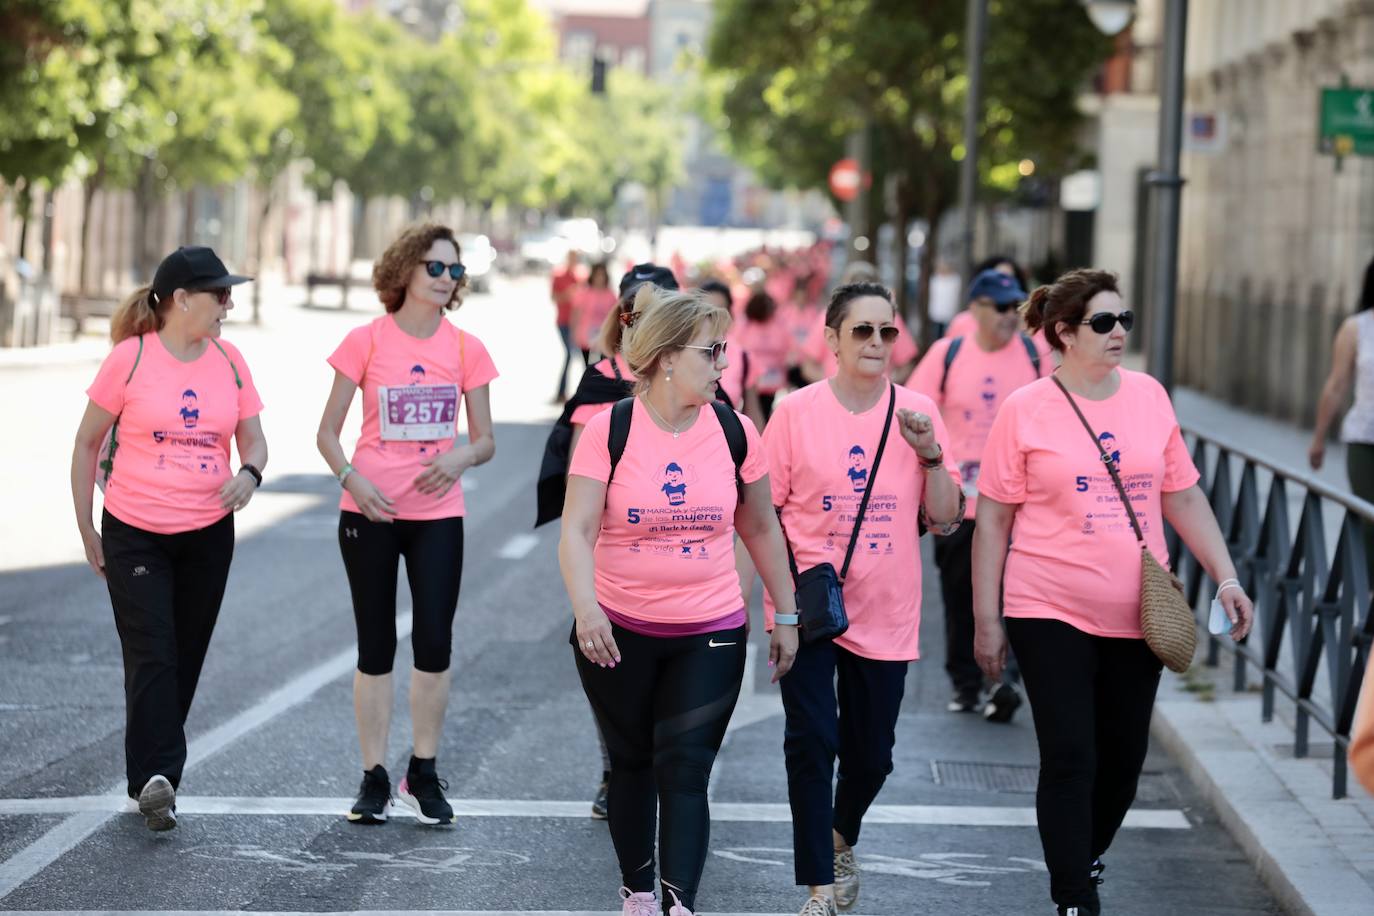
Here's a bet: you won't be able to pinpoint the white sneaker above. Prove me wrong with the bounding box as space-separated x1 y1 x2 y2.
799 895 837 916
137 775 176 832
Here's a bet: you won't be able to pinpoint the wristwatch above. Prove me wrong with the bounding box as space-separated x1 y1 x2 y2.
239 463 263 487
337 463 355 486
918 446 944 470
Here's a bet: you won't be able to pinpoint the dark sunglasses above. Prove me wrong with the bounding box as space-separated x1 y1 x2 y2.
196 288 232 305
851 323 900 344
683 341 728 363
423 260 467 281
1081 310 1134 334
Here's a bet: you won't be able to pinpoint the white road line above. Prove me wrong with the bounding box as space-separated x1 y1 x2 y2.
0 612 415 900
0 912 800 916
496 534 539 559
0 795 1190 829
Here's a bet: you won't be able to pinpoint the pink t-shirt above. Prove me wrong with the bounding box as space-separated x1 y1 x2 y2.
328 315 499 520
763 382 960 661
977 370 1200 639
906 334 1052 513
569 355 635 426
801 310 920 379
735 314 793 394
87 333 264 535
573 286 617 351
569 399 768 624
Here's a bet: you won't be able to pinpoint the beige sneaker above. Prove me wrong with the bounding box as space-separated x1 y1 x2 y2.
833 848 859 910
798 895 837 916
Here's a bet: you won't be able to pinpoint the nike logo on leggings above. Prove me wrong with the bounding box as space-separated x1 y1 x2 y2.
707 639 737 648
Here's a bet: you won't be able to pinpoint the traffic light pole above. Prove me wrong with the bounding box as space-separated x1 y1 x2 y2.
957 0 989 284
1146 0 1187 392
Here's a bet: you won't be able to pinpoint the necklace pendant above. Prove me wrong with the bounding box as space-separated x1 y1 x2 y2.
673 431 680 439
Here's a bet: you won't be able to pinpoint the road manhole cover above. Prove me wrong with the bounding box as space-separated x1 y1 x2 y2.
931 760 1177 802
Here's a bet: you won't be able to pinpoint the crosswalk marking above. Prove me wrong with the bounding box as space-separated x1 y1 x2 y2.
0 795 1190 829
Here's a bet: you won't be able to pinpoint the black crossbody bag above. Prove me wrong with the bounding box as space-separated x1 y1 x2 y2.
783 385 896 643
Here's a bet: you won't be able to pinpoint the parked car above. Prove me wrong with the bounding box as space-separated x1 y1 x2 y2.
457 233 497 293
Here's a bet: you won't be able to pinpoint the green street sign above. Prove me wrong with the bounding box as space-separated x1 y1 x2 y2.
1319 87 1374 156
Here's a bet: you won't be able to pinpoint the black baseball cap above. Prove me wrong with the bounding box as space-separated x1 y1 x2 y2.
151 246 252 301
618 262 679 297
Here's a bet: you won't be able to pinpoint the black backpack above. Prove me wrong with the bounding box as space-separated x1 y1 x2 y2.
607 397 747 505
533 359 740 528
940 333 1040 395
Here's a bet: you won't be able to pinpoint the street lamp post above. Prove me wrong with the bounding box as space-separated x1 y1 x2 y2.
1082 0 1187 392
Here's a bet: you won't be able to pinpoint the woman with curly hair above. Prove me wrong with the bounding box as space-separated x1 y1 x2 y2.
317 223 499 826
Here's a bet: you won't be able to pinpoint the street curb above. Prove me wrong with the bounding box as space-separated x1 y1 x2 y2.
1151 677 1374 916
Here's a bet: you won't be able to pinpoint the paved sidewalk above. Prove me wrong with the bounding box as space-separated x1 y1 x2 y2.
1161 384 1374 916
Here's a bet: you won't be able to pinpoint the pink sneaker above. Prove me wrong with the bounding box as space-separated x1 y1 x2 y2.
665 888 694 916
619 886 658 916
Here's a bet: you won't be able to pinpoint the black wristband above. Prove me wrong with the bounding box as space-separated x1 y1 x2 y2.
239 464 263 487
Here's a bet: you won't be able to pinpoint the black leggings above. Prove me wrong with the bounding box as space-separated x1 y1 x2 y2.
1006 617 1163 912
101 510 234 797
338 511 463 675
573 622 746 913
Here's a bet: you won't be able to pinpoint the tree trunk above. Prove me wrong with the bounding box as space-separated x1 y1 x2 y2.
892 179 912 321
917 205 943 351
182 187 197 243
78 166 106 297
15 178 31 264
134 158 158 279
251 188 272 325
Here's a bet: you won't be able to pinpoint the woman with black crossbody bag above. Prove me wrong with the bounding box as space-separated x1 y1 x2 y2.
761 283 963 916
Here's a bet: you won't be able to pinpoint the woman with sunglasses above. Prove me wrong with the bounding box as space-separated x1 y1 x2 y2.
763 282 963 916
971 269 1254 916
797 265 920 386
317 223 498 827
908 268 1050 722
561 284 800 916
71 246 267 831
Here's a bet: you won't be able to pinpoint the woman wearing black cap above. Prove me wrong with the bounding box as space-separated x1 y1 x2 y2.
70 246 267 832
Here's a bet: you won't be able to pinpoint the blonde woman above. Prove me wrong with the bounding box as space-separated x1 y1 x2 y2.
560 284 800 916
71 246 266 831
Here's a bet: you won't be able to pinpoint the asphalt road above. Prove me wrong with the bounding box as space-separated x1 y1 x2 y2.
0 276 1280 915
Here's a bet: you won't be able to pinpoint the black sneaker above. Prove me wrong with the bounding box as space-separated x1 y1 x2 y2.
946 689 980 713
398 760 455 826
138 774 177 832
983 683 1023 723
347 764 391 824
591 771 609 820
1057 907 1099 916
1090 857 1106 886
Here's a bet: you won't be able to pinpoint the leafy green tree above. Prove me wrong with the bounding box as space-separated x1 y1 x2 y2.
707 0 1109 339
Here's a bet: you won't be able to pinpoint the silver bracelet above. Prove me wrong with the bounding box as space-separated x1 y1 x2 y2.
773 613 800 626
1215 577 1241 600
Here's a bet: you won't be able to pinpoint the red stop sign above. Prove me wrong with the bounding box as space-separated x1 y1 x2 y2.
829 158 868 202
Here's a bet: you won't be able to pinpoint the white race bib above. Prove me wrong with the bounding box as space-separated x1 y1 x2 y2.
378 384 459 441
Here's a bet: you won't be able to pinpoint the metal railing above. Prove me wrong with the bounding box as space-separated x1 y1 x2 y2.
1170 427 1374 798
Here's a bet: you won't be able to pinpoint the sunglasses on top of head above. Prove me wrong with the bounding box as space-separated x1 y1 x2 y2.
682 341 728 363
1080 310 1134 334
423 260 467 282
850 323 900 344
195 288 232 305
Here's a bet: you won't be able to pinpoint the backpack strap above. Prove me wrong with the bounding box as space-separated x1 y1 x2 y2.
606 397 635 487
99 335 146 481
1019 332 1041 375
709 399 747 503
939 336 964 396
208 338 243 389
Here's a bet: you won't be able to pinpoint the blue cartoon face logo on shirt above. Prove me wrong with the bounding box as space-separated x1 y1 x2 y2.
981 375 997 410
180 390 200 429
661 462 688 505
847 445 869 493
409 364 426 385
1099 432 1121 466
